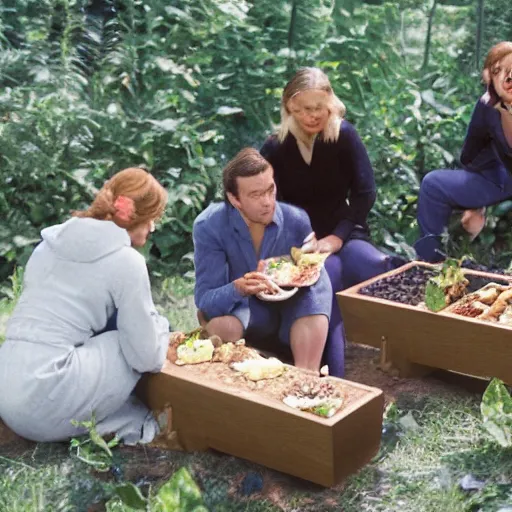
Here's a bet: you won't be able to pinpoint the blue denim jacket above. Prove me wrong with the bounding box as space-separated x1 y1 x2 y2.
192 201 330 319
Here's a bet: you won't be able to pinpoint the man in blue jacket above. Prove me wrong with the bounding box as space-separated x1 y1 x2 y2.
193 148 332 373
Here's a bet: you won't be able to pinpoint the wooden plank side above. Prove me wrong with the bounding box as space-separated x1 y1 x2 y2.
332 390 384 485
138 368 385 487
337 293 512 384
143 371 335 486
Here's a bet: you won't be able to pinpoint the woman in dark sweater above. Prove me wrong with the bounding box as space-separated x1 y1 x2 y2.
261 67 400 377
415 41 512 262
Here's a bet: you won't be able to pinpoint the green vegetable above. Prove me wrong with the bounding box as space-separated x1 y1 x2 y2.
183 327 203 348
425 281 447 312
481 378 512 447
153 467 208 512
312 405 332 417
430 258 467 289
424 257 468 312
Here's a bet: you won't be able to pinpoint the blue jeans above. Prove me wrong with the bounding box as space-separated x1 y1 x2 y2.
324 236 400 377
415 166 512 262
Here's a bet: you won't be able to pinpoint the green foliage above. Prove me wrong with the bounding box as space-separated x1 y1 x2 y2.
105 467 208 511
425 280 447 312
2 0 512 287
152 467 208 512
70 414 121 472
431 258 467 288
0 266 24 344
425 258 467 311
481 378 512 448
107 483 148 511
69 414 207 511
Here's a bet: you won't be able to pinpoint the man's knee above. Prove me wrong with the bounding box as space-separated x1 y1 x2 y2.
290 314 329 335
205 315 244 342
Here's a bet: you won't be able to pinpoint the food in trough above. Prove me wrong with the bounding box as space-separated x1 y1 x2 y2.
282 376 344 418
479 288 512 322
424 259 470 311
442 283 512 323
232 358 285 381
175 339 215 365
167 330 354 419
212 339 263 364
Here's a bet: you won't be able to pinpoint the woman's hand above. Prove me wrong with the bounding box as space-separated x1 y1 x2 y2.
301 232 318 253
316 235 343 253
461 208 486 240
234 272 277 296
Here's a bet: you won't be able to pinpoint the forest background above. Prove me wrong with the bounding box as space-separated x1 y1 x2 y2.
1 0 511 294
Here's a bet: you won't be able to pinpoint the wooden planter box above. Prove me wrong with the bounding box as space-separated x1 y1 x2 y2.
337 261 512 385
137 361 383 487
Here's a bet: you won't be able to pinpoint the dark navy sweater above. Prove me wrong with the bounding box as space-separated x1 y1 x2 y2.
460 98 512 177
260 121 376 241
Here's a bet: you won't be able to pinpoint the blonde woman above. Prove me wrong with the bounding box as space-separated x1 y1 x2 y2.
0 168 170 444
415 41 512 262
261 67 401 377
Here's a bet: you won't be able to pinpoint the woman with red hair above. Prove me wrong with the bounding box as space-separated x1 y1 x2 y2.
0 168 170 445
415 41 512 262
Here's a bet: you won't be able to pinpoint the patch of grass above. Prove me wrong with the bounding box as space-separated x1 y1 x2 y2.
356 396 512 511
2 394 512 511
0 267 24 345
3 274 512 511
154 274 199 333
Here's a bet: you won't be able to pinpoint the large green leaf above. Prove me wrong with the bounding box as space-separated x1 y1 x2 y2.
153 467 208 512
481 378 512 447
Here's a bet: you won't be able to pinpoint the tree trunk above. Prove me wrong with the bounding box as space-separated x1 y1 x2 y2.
287 0 298 50
422 0 438 72
475 0 485 69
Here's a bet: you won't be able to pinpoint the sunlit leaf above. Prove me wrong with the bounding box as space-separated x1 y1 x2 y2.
216 106 243 116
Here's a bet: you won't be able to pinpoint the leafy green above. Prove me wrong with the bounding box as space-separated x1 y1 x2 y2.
70 414 120 472
105 467 207 511
109 483 148 510
183 327 203 348
311 405 332 418
430 258 467 289
481 378 512 448
425 281 448 312
425 257 468 312
153 468 208 512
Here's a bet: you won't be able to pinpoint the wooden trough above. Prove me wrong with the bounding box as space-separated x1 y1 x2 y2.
337 261 512 385
137 361 384 487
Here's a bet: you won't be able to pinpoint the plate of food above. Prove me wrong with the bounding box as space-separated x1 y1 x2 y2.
256 284 299 302
257 247 330 288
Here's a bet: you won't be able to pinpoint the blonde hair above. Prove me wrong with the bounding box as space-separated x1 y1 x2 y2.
278 67 346 143
72 167 168 229
482 41 512 85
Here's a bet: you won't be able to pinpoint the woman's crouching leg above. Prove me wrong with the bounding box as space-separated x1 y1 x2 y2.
61 331 152 444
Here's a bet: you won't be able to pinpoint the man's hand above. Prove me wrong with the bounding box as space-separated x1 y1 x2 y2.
316 235 343 254
234 272 277 297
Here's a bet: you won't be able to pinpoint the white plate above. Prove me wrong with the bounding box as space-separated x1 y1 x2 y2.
257 286 299 302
